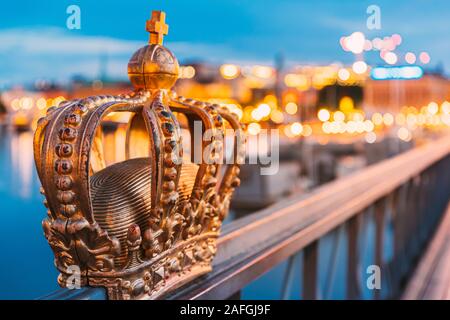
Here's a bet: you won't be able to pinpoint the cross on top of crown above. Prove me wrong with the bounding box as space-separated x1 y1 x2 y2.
146 10 169 45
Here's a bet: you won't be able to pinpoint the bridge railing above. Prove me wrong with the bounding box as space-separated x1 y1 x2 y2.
43 135 450 300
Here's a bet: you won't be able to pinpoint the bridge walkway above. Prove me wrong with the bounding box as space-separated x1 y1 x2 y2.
403 203 450 300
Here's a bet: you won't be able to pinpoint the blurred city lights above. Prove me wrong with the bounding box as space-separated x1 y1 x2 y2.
252 65 273 79
352 61 368 74
20 97 33 110
338 68 350 81
364 119 375 132
371 66 423 80
285 102 298 115
220 64 240 79
365 132 377 144
405 52 416 64
427 102 439 115
391 34 402 45
419 52 431 64
397 127 411 141
372 37 383 50
364 40 373 51
442 101 450 114
36 98 46 110
339 97 354 113
302 124 312 137
384 52 398 65
251 103 271 121
383 113 394 126
343 32 366 54
333 111 345 122
247 122 261 135
179 66 196 79
318 108 331 122
270 110 284 123
372 113 383 126
11 98 20 111
284 74 308 88
290 122 303 136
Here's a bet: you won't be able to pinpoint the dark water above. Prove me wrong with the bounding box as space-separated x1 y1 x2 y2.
0 129 394 299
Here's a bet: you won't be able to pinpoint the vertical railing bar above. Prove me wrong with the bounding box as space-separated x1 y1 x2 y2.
428 169 438 234
302 241 319 300
419 170 431 245
432 166 442 229
227 291 241 300
424 168 435 242
416 172 427 250
347 213 362 299
392 182 409 296
374 196 386 300
324 225 344 299
389 184 401 296
402 179 414 272
384 192 396 299
360 208 371 261
400 182 410 277
413 176 422 251
384 262 394 299
280 253 298 300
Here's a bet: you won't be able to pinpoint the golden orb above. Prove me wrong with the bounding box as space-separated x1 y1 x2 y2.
128 11 179 90
128 44 179 90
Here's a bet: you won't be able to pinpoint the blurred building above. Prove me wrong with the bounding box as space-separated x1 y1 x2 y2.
364 72 450 113
68 78 132 100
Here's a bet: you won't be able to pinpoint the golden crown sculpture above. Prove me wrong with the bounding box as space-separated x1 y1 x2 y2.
34 10 244 300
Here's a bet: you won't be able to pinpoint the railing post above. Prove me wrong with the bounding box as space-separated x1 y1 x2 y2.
406 176 421 265
324 226 344 299
302 241 319 300
421 168 436 245
392 182 409 295
227 291 241 300
419 171 431 245
281 254 299 300
374 198 386 300
347 214 362 299
416 173 427 249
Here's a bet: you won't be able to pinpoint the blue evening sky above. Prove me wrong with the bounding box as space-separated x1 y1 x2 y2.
0 0 448 85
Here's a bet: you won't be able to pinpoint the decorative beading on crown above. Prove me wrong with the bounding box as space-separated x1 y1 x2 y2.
33 10 244 300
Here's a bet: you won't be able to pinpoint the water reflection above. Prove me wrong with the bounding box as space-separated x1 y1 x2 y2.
10 132 34 199
0 128 59 299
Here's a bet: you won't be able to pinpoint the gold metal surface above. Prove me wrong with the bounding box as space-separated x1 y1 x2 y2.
34 10 244 300
146 11 169 45
128 11 179 90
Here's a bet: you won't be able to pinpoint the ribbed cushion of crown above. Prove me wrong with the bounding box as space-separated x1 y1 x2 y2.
90 157 198 268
